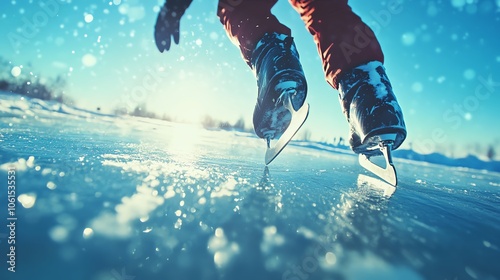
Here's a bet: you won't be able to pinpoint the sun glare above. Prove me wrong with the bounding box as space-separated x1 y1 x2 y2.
165 123 206 162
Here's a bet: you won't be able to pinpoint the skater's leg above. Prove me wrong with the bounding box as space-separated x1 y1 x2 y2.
290 0 405 155
289 0 384 88
217 0 290 65
218 0 307 140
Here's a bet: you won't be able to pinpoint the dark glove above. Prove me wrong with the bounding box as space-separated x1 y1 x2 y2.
154 0 193 53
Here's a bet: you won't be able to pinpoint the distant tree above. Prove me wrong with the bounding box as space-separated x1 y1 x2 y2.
202 115 217 129
49 75 67 102
132 105 142 117
0 56 71 104
161 113 172 122
233 117 246 131
487 145 496 160
131 103 157 119
219 121 232 130
333 136 346 146
0 58 10 81
113 106 128 116
0 80 8 91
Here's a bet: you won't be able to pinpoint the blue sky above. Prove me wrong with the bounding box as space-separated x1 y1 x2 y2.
1 0 499 158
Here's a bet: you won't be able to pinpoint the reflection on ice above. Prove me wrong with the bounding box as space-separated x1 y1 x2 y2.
357 174 396 197
161 123 207 163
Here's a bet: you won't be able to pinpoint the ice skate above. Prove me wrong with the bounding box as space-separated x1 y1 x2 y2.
250 33 309 164
338 61 406 186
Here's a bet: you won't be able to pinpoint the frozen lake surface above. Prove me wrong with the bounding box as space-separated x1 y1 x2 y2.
1 93 499 280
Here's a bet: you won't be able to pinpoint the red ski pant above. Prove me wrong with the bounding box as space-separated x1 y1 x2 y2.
217 0 384 89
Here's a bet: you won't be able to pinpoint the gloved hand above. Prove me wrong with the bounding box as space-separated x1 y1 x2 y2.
154 0 193 52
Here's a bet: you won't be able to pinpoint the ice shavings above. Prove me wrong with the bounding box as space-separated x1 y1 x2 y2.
91 157 176 238
259 225 286 270
163 186 176 199
296 226 317 239
82 228 94 239
89 212 132 239
211 176 239 198
46 181 57 190
93 152 220 238
90 182 164 238
0 156 35 172
208 227 240 268
18 193 37 208
115 184 165 224
260 226 285 254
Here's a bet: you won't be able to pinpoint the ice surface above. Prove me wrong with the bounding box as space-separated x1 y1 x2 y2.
1 92 500 280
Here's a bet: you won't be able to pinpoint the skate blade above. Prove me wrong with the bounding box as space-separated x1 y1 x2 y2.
358 135 397 186
265 96 309 165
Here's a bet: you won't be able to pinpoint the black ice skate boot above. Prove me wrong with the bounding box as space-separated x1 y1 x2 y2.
338 61 406 185
338 61 406 155
250 33 308 141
